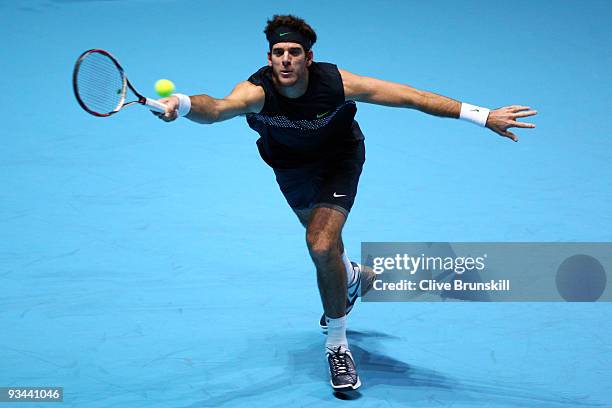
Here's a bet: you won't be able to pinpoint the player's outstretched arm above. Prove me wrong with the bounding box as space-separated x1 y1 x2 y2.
154 81 264 124
339 69 537 142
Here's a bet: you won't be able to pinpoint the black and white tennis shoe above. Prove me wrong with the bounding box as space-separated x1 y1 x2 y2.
326 346 361 391
319 262 374 332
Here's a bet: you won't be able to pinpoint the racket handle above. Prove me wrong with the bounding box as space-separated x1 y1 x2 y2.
144 98 167 113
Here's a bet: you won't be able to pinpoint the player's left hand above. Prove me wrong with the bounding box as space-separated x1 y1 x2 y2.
486 105 537 142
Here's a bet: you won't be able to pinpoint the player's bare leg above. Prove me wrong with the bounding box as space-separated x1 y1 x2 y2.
294 208 374 331
301 206 361 390
304 207 347 318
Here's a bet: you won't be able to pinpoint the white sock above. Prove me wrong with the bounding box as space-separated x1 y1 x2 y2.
325 315 348 351
342 250 357 287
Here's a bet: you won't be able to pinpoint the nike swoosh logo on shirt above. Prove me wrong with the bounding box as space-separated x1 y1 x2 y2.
333 193 347 198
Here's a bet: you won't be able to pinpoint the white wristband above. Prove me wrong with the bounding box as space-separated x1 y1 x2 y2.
173 93 191 117
460 103 490 127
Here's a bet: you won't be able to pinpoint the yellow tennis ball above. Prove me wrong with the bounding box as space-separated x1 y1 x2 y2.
154 79 175 97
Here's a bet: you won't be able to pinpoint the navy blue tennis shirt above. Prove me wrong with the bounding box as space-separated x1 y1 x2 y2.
246 62 364 169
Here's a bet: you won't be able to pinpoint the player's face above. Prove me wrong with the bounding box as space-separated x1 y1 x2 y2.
268 42 313 87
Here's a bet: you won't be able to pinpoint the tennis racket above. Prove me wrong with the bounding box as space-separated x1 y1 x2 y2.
72 49 167 117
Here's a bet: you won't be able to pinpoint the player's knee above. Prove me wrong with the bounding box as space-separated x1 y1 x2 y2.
306 232 337 263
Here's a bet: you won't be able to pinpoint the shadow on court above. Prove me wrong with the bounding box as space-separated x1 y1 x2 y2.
347 330 601 407
176 329 601 407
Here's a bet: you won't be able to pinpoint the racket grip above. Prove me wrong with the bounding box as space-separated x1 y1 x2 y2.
144 98 167 113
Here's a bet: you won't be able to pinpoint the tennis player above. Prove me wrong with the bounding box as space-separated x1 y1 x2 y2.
154 15 537 391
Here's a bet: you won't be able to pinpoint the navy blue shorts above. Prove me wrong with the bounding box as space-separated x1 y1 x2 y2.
272 140 365 217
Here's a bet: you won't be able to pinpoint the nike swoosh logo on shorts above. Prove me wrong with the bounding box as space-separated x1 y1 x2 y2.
333 193 347 198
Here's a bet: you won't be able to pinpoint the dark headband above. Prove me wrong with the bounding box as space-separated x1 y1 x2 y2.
268 26 312 51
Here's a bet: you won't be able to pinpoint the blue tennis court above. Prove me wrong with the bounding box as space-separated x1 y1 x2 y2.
2 0 611 406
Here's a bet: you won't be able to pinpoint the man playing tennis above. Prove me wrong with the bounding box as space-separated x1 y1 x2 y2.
154 14 537 391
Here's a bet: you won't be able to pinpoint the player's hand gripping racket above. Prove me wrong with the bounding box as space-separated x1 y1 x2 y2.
73 49 167 117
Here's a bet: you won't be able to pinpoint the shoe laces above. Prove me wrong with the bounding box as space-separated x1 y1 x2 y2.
327 346 350 375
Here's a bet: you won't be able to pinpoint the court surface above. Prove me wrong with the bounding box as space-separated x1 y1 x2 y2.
1 1 611 406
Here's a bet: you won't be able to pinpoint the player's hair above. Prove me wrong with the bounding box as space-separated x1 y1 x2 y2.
264 15 317 51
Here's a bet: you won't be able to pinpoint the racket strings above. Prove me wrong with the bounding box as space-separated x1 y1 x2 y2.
75 52 126 114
